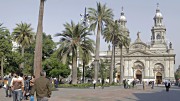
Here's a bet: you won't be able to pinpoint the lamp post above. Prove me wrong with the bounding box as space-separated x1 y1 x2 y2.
80 7 89 83
80 7 89 27
169 56 170 80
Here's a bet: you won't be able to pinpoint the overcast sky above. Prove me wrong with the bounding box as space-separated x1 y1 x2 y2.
0 0 179 69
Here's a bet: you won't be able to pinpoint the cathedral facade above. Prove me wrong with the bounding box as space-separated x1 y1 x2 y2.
99 5 176 84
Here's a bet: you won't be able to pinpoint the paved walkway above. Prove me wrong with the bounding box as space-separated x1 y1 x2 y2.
0 85 180 101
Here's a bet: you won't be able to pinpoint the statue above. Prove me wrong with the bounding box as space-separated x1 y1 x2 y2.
169 42 172 49
151 36 152 40
137 31 140 39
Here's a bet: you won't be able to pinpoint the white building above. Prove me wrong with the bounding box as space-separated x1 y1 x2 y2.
78 5 176 84
98 5 175 84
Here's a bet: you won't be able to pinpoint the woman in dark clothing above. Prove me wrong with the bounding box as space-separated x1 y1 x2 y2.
165 80 171 92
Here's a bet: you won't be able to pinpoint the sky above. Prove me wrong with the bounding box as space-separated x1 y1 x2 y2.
0 0 180 69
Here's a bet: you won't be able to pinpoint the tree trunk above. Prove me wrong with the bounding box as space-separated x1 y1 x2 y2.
94 22 101 82
110 43 115 84
72 53 77 84
20 46 25 68
33 0 44 79
120 46 123 84
1 57 4 81
82 61 85 83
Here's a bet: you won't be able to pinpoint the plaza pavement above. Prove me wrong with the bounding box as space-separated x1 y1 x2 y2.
0 84 180 101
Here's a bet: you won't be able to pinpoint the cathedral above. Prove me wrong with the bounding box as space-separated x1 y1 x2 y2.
98 4 176 84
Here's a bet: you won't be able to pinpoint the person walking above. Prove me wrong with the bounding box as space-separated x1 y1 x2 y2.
10 72 24 101
23 76 30 100
101 78 104 89
54 78 59 88
127 80 131 89
165 80 171 92
93 79 96 89
123 79 126 89
29 75 35 90
6 73 13 97
151 81 154 89
143 81 146 90
132 79 136 88
30 71 52 101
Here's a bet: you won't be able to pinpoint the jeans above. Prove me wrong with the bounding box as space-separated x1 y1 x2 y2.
37 97 48 101
12 90 22 101
6 86 12 97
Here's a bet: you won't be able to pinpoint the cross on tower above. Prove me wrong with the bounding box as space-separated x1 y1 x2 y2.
157 3 159 8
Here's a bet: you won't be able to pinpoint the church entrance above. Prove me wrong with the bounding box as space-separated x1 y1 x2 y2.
136 70 142 83
156 72 162 84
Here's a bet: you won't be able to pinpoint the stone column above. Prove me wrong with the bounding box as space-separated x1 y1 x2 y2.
170 58 175 79
165 58 170 79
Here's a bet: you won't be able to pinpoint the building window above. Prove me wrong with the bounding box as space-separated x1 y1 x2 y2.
156 34 161 40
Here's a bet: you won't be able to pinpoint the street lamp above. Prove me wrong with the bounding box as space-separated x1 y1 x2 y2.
80 7 89 83
80 7 89 27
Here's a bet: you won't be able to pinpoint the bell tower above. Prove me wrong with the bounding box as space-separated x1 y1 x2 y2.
151 3 167 48
119 7 130 37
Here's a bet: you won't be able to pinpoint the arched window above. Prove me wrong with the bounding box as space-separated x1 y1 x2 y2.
156 34 161 39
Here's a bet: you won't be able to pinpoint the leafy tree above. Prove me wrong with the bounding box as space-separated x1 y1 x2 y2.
42 33 56 61
5 51 22 74
88 2 114 81
175 65 180 80
55 21 94 84
77 67 81 82
0 24 13 79
43 52 70 82
23 52 34 75
22 33 55 75
34 0 46 78
99 59 110 80
12 22 34 69
85 66 94 79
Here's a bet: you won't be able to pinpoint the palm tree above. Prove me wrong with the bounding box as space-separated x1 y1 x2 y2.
34 0 46 78
88 2 114 81
102 20 119 84
12 22 34 69
116 28 130 84
55 21 94 84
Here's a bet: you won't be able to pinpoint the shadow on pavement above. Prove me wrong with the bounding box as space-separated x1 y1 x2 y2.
132 88 180 101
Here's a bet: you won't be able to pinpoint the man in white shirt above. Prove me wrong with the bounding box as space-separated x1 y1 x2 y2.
10 72 24 101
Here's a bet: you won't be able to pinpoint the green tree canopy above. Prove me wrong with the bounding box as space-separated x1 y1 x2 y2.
0 24 13 77
43 52 70 78
42 33 56 60
175 65 180 80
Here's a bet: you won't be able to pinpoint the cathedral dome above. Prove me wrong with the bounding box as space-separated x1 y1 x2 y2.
154 9 163 18
154 3 163 18
120 15 126 21
119 7 127 21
